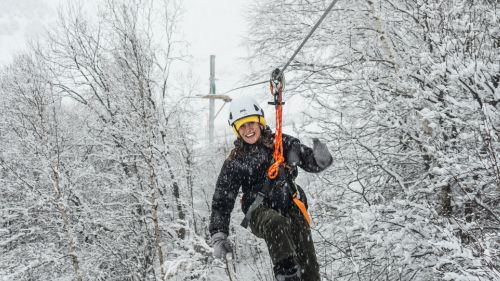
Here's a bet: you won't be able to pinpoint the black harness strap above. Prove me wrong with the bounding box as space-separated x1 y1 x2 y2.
241 178 272 228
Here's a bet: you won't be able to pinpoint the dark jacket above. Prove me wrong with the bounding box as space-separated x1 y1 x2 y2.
209 127 330 236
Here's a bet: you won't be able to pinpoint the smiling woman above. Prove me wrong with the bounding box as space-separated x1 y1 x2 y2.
209 95 333 280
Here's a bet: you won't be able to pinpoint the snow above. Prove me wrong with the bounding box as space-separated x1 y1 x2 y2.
1 0 499 280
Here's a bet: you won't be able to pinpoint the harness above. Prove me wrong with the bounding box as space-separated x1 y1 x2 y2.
241 70 311 228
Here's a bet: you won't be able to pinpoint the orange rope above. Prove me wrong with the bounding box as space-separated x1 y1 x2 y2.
267 77 311 226
267 88 284 180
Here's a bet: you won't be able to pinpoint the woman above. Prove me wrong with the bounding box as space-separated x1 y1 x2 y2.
209 96 332 281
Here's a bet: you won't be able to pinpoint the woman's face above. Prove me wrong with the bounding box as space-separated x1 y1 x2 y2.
238 122 261 144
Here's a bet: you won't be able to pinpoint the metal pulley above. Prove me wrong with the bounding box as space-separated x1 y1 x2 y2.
269 68 285 106
269 68 284 95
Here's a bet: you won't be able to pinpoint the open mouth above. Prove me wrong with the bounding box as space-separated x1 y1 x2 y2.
245 132 255 138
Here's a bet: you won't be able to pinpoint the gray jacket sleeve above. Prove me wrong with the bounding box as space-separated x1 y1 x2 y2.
209 159 241 236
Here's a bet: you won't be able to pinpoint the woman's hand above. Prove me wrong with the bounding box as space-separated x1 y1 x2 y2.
211 232 233 259
312 138 333 169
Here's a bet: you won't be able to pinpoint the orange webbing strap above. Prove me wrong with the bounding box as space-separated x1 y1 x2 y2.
292 192 312 225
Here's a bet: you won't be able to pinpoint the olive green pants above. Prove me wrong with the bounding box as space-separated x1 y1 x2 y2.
250 206 320 281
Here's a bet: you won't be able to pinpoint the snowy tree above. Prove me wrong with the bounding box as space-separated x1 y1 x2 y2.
246 0 499 280
0 0 214 280
0 53 85 280
2 0 497 280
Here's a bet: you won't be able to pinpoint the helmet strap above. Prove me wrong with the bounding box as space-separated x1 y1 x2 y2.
233 125 241 138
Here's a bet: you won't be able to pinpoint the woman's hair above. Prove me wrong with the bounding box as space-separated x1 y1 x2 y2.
228 126 274 160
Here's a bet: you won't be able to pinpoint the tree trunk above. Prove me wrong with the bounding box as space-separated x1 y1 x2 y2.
440 183 452 217
52 164 83 281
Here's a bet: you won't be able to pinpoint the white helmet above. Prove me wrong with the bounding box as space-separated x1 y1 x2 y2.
228 96 265 126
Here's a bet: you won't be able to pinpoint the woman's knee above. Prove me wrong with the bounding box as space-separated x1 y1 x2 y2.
251 207 291 236
260 209 291 236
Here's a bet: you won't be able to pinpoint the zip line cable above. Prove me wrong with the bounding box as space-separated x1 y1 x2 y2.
220 80 268 96
211 0 339 122
279 0 340 75
219 0 340 95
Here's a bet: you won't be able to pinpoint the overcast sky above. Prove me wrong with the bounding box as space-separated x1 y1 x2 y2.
0 0 56 64
0 0 270 139
0 0 254 88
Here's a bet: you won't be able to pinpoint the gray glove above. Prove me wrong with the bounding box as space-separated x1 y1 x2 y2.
211 232 232 259
313 138 333 170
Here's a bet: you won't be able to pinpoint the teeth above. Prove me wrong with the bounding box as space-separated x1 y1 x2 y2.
246 132 255 137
